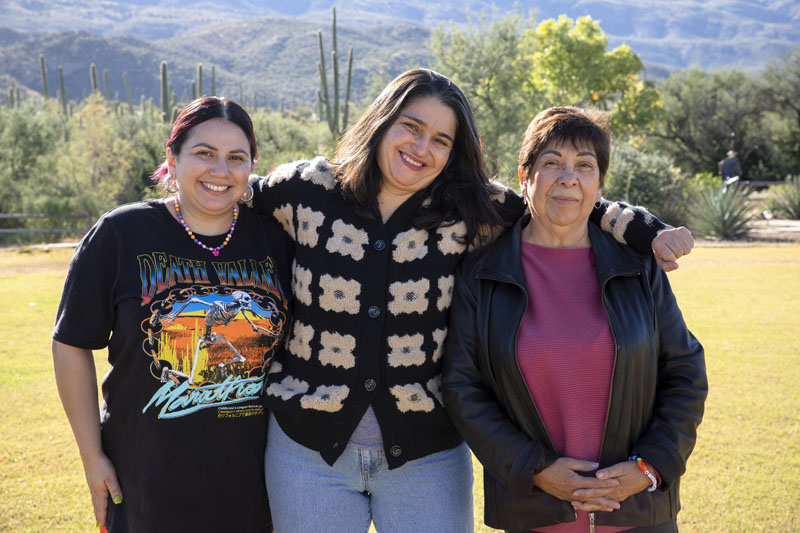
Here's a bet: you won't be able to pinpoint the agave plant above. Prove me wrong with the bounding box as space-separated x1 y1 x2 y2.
765 177 800 220
690 183 754 240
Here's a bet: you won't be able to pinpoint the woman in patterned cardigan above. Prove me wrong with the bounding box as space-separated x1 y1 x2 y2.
252 68 693 532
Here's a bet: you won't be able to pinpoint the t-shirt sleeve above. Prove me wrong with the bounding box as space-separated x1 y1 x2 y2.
52 215 119 350
589 198 669 256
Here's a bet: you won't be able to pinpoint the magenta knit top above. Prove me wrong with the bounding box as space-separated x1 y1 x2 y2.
517 241 629 533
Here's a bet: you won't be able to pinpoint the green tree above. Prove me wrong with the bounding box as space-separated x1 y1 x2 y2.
761 50 800 178
0 103 64 218
520 15 661 136
110 110 171 201
47 95 137 217
431 11 536 182
431 12 660 181
647 67 773 179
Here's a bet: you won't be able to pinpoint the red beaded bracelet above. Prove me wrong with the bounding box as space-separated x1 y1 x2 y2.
629 456 658 492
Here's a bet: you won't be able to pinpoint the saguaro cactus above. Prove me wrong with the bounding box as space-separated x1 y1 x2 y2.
39 55 49 100
343 47 353 129
211 66 216 96
90 63 98 93
317 32 332 129
58 67 67 114
123 71 133 113
103 69 110 100
196 64 203 97
160 61 169 122
317 7 353 138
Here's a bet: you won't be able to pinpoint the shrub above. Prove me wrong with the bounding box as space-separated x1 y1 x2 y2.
763 176 800 219
604 141 692 227
250 108 332 174
690 183 754 239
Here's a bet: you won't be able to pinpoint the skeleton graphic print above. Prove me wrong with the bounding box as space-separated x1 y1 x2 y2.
140 284 288 419
156 289 285 386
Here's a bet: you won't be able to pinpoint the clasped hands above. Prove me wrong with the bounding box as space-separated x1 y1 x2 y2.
532 457 653 513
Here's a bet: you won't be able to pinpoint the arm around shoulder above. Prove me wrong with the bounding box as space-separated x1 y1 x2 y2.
590 198 694 270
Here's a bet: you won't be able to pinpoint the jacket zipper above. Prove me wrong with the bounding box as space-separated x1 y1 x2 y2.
596 276 619 464
596 271 638 462
478 273 558 453
594 271 638 531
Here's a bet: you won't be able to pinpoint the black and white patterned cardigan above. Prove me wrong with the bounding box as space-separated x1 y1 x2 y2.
254 156 667 469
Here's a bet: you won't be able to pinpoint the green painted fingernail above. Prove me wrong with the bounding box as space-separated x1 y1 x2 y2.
96 522 101 529
113 496 123 504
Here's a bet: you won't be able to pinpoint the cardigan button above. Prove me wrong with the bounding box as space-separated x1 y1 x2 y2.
364 379 377 392
389 445 403 457
373 239 386 251
367 306 381 318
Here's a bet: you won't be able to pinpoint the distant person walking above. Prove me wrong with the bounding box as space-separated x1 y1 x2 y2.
718 150 742 190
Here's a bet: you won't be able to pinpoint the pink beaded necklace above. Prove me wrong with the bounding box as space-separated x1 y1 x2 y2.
173 197 238 257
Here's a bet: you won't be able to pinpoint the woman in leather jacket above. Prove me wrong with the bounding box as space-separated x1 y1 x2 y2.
442 107 707 532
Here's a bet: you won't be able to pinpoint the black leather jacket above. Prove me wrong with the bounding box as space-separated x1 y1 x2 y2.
442 216 707 531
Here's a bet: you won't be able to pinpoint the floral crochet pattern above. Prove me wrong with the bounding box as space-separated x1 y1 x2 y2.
388 278 430 315
326 219 369 261
319 274 361 314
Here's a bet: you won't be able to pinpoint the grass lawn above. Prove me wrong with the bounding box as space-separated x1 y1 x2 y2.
1 244 798 532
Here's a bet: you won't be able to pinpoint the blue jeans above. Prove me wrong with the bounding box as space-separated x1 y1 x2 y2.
265 413 474 532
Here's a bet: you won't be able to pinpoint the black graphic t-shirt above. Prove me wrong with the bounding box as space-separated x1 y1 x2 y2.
53 199 292 533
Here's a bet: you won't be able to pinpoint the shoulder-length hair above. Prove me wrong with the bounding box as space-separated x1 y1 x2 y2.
333 68 503 244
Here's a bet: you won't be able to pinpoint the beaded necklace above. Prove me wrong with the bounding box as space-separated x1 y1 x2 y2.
173 197 238 257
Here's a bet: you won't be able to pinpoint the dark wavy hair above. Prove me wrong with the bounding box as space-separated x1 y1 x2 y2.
333 68 504 245
151 96 257 183
518 106 610 186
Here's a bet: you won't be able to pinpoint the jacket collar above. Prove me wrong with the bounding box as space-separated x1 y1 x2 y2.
476 213 643 285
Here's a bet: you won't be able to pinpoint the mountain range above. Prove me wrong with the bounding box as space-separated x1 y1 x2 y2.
2 0 799 107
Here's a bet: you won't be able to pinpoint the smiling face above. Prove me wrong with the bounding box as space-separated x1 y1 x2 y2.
519 139 602 246
376 96 457 202
167 118 252 231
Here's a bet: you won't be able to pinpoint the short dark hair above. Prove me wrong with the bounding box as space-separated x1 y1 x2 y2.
518 106 610 186
151 97 257 183
334 68 502 245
